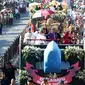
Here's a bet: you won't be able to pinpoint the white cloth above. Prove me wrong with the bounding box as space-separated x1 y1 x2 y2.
35 34 47 45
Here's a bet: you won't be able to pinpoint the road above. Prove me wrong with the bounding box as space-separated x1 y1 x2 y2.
0 10 29 85
0 12 29 57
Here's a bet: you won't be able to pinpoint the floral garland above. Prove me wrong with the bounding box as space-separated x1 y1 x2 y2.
22 46 85 61
22 46 43 60
64 46 85 60
76 69 85 82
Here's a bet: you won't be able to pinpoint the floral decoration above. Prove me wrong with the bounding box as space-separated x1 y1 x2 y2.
64 46 85 60
76 69 85 82
22 46 43 60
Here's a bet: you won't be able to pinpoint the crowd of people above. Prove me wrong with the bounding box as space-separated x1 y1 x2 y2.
27 78 68 85
0 62 16 85
0 0 27 35
23 0 84 45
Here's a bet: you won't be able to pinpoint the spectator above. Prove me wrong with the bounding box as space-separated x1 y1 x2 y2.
58 80 65 85
8 11 14 25
35 28 47 45
15 7 19 20
6 62 16 83
47 28 56 40
23 27 33 44
1 62 16 84
4 11 9 25
3 11 8 25
10 78 15 85
18 8 20 19
30 21 35 33
55 31 61 43
1 71 9 85
41 78 49 85
62 31 71 44
0 15 3 35
0 12 4 26
27 80 34 85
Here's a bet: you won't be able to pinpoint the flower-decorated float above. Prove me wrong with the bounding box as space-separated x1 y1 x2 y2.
20 0 85 85
20 41 85 85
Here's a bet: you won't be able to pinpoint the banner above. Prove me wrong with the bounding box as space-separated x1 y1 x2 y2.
24 62 80 85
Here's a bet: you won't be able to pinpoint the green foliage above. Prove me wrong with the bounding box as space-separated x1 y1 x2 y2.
18 69 29 80
76 70 85 81
22 46 43 60
50 11 66 22
22 45 85 62
64 46 85 60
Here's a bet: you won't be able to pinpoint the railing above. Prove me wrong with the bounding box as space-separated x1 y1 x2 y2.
22 38 83 49
0 16 27 67
1 36 19 66
22 38 83 50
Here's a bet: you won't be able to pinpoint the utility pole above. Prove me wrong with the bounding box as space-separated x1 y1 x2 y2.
83 0 85 68
83 22 85 68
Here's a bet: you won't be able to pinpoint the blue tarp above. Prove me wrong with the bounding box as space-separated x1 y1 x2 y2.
44 41 61 73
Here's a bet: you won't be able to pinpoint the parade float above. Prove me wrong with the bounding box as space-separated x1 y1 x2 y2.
20 0 85 85
20 42 85 85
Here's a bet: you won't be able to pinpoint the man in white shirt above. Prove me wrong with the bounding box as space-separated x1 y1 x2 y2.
35 29 47 45
23 27 32 44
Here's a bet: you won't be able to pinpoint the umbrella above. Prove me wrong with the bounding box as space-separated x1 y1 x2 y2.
29 2 41 13
32 9 55 19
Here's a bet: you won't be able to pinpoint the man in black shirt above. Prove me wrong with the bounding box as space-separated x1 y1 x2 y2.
0 62 16 84
1 71 9 85
4 62 16 84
